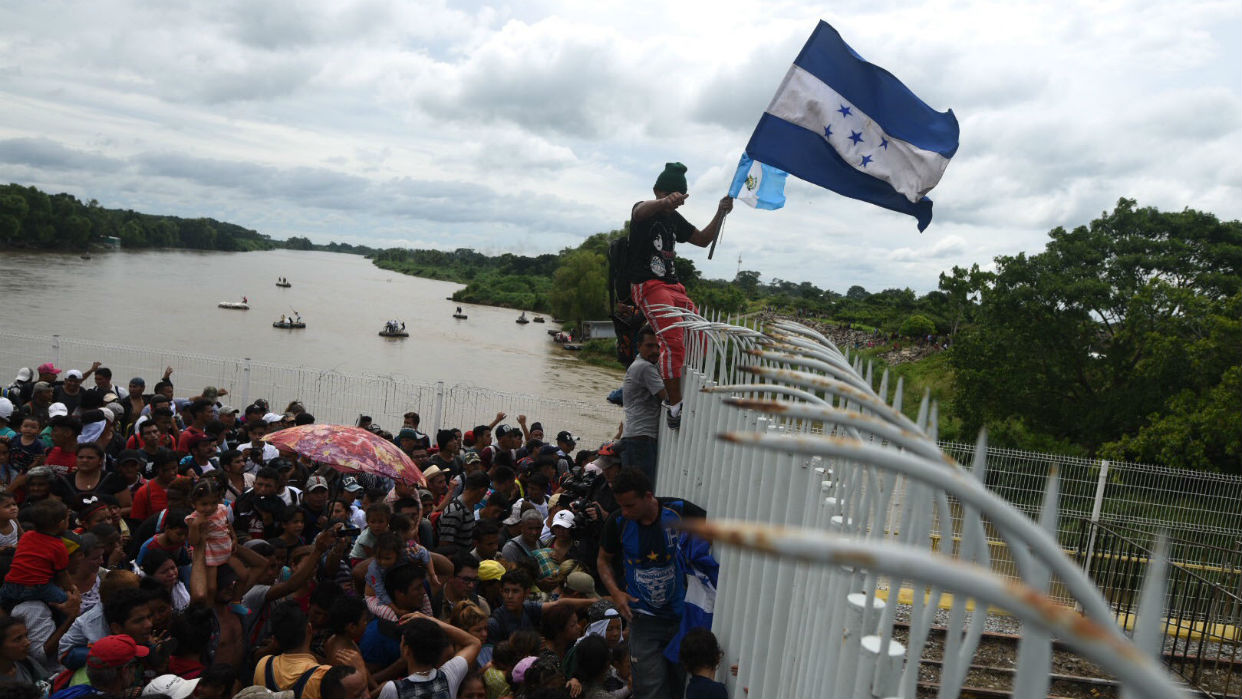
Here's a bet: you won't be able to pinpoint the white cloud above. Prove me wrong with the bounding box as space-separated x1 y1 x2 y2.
0 0 1239 294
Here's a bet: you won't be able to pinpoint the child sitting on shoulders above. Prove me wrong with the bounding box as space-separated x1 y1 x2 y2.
364 531 408 621
0 499 75 606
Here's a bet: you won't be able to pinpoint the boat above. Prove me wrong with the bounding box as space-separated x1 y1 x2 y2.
452 307 468 320
379 321 408 338
516 312 530 325
533 316 546 323
218 302 249 310
80 254 92 260
273 320 305 329
276 282 291 288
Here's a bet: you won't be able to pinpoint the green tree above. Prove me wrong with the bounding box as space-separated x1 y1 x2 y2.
951 198 1242 458
549 249 609 328
899 314 936 338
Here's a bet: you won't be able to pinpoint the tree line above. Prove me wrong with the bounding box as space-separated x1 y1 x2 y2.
0 184 376 254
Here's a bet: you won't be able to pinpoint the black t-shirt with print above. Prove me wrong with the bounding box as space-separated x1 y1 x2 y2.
626 205 696 286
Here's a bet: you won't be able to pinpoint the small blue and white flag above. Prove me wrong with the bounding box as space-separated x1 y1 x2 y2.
745 21 959 231
728 152 788 210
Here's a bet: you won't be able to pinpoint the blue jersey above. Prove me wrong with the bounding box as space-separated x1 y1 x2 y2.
602 498 705 619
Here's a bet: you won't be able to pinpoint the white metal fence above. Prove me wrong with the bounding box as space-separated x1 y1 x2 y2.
0 330 621 446
651 309 1185 699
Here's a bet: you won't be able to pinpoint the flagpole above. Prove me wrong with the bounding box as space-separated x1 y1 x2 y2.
708 207 729 260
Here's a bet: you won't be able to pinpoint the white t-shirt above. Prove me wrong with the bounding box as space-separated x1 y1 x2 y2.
378 656 469 699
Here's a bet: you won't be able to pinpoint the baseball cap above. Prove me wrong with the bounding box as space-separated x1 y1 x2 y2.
495 424 516 438
547 493 565 509
86 634 150 668
232 687 295 699
556 430 576 445
14 368 31 382
118 449 145 465
397 428 421 441
305 475 329 492
0 397 13 420
463 451 481 466
565 571 599 598
218 404 239 415
530 422 543 432
201 386 219 401
502 501 524 526
36 362 61 376
62 532 84 555
143 675 200 699
342 476 363 493
48 403 70 419
552 510 575 530
478 559 505 582
32 381 52 393
26 466 53 480
64 369 83 380
262 412 283 424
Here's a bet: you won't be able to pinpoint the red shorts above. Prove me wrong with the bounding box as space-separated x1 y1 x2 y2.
631 279 696 380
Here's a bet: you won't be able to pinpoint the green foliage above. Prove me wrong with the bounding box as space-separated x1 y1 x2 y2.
898 314 936 338
950 198 1242 465
549 250 609 326
0 183 276 252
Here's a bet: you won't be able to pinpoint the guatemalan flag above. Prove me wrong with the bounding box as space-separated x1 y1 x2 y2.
728 152 788 210
745 21 959 231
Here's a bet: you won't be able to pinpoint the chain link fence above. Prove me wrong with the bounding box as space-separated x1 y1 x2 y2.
0 331 622 447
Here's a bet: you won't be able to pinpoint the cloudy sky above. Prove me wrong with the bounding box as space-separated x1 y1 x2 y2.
1 1 1239 293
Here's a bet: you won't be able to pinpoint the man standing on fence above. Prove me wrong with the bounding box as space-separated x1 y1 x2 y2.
627 162 732 429
621 327 665 483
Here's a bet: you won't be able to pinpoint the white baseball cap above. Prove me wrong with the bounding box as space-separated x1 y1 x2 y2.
0 397 13 420
48 402 69 419
64 369 83 380
552 510 575 530
143 674 200 699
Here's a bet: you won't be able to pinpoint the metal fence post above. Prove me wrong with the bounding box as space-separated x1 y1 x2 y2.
433 381 446 436
241 357 252 408
1084 459 1110 575
51 334 60 367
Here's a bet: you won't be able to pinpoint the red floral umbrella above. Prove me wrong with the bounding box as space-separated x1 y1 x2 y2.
263 424 425 486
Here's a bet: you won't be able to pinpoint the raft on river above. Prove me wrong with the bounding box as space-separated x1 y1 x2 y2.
378 329 409 337
218 302 249 310
273 321 305 329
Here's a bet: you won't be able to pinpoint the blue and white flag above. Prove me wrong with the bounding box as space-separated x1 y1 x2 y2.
745 21 959 231
728 152 788 210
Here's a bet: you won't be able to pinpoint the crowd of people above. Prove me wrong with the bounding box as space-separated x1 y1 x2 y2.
0 360 728 699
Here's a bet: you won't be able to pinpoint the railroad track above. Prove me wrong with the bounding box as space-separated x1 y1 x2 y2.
891 623 1119 699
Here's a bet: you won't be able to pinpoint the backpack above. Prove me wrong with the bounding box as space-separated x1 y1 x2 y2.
607 235 647 367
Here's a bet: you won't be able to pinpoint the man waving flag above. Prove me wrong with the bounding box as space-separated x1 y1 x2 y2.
745 20 959 231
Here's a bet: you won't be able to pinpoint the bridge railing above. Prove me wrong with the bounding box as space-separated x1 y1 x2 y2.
651 309 1185 699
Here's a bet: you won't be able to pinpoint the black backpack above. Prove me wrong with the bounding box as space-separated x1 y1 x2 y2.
607 236 646 366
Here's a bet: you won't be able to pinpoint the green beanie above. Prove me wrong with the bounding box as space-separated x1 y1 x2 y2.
654 162 688 194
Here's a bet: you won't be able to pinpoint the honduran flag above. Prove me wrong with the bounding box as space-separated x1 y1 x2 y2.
745 21 959 231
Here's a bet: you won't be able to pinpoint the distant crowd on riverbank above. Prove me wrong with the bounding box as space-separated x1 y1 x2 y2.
0 358 721 699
